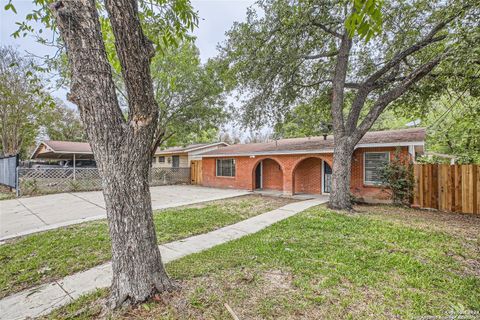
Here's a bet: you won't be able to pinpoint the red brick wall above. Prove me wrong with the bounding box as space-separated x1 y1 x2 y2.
350 147 410 201
261 159 283 190
293 157 322 194
201 146 410 201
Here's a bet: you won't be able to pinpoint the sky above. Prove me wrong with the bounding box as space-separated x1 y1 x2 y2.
0 0 256 100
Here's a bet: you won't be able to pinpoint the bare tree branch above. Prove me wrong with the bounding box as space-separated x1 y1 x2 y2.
311 21 342 38
303 50 338 60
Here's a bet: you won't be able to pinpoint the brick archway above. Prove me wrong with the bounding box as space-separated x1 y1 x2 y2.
252 158 284 191
291 156 332 195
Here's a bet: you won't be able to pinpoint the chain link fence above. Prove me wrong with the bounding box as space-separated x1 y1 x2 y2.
17 167 191 196
150 167 190 186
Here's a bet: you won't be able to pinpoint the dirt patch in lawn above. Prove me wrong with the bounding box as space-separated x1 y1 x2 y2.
52 269 326 320
354 204 480 241
47 269 397 320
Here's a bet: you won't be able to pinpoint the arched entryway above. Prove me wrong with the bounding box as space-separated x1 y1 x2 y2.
293 157 332 195
253 158 283 191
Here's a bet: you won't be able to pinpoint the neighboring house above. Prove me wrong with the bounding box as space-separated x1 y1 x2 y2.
152 142 229 168
31 141 228 169
31 141 94 162
200 128 425 202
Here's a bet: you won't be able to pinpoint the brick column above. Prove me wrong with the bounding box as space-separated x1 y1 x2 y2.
282 163 294 195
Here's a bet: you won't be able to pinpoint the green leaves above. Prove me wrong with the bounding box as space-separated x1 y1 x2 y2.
0 46 55 157
138 0 199 55
4 2 17 14
4 0 198 72
345 0 383 41
150 41 226 147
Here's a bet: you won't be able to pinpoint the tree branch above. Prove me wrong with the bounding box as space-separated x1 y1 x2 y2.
50 0 125 143
330 31 352 137
302 50 338 60
363 17 455 86
311 21 342 38
104 0 159 127
354 52 446 141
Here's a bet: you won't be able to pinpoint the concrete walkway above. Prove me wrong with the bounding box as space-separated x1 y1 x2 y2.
0 198 327 320
0 186 249 242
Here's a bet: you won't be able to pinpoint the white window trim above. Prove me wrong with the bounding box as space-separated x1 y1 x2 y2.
363 151 390 186
216 158 236 177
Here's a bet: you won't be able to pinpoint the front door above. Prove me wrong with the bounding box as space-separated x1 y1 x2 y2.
323 161 332 194
255 161 262 189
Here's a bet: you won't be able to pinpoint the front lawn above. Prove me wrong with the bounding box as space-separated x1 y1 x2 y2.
0 195 294 298
46 205 480 319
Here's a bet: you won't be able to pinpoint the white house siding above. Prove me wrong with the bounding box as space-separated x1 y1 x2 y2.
152 144 227 168
152 154 189 168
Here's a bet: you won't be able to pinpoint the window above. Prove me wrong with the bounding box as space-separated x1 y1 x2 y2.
216 159 236 177
364 152 389 185
172 155 180 168
158 156 165 163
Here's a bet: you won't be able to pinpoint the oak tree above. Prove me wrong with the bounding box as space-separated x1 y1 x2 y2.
219 0 478 209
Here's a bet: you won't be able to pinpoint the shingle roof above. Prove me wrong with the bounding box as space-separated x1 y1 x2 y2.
201 128 426 157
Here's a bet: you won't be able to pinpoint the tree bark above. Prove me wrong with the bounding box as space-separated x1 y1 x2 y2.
329 138 354 210
50 0 173 308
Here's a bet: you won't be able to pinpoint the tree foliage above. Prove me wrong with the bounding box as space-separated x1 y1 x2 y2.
151 42 227 149
45 100 86 142
274 94 332 138
220 0 477 128
0 46 54 157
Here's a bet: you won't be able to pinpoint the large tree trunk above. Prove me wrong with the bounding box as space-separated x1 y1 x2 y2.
101 146 174 305
51 0 173 308
329 138 354 210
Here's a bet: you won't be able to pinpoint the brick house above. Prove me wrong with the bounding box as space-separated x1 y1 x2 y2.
200 128 425 202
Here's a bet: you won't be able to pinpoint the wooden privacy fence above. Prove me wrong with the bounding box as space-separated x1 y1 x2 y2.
190 160 202 185
413 164 479 214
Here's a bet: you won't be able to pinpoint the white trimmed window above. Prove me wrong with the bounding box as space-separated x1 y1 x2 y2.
364 152 389 185
158 156 165 163
216 159 236 177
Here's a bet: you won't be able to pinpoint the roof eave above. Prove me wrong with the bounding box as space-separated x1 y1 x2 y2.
200 141 425 158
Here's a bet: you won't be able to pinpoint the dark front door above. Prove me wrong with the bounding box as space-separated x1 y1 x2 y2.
255 162 262 189
323 161 332 193
172 155 180 168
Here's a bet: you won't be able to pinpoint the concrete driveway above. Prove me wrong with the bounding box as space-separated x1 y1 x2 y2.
0 185 249 242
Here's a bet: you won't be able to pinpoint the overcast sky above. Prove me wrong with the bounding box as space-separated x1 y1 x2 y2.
0 0 255 99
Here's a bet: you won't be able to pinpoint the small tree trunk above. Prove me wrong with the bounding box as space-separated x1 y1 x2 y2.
101 149 173 307
329 139 354 210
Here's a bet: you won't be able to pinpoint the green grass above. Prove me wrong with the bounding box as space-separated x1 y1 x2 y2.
0 192 15 201
45 205 480 319
0 195 292 298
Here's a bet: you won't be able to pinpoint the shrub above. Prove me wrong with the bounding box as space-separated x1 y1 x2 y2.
380 151 414 205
